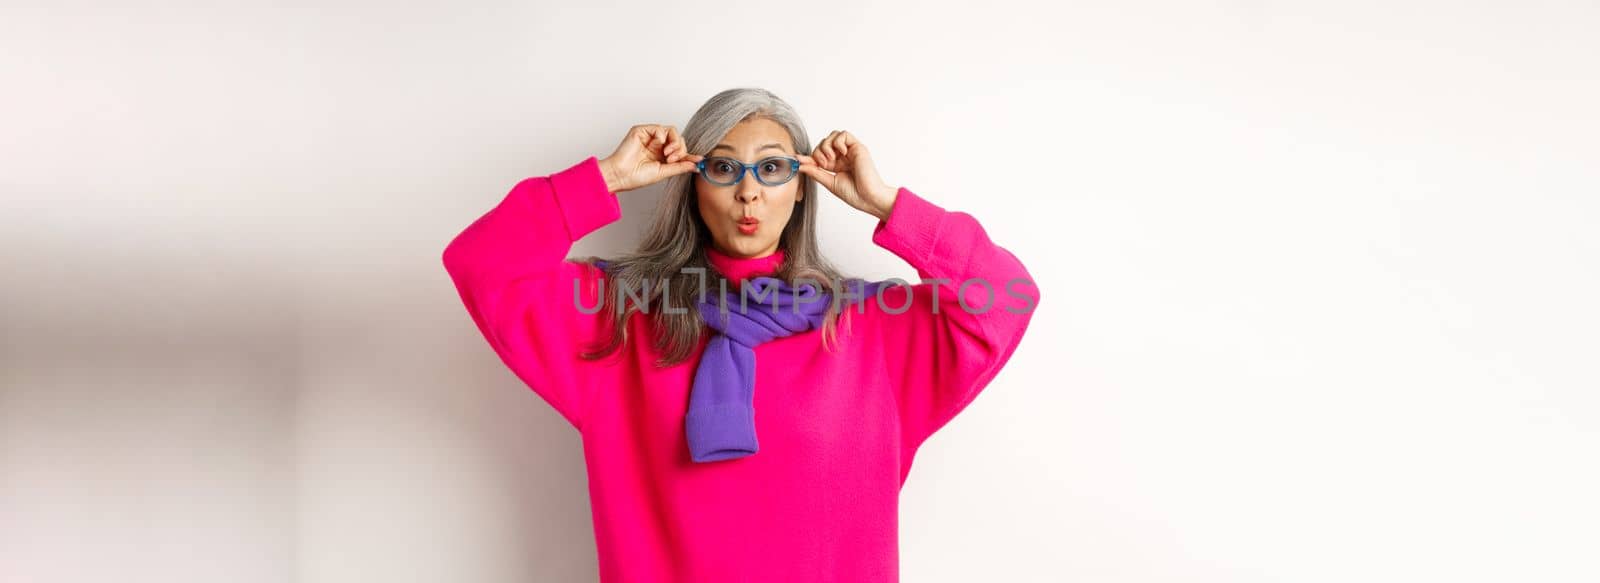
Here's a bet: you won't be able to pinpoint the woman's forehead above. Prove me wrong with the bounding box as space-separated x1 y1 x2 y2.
712 120 794 156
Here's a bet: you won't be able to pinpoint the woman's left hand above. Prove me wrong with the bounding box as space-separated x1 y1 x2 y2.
798 130 899 221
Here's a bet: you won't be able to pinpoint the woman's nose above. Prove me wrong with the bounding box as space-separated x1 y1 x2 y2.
735 178 762 203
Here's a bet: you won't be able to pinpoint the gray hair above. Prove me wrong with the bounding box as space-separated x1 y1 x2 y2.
577 88 861 366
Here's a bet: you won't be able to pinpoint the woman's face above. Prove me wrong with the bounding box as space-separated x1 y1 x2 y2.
695 118 803 259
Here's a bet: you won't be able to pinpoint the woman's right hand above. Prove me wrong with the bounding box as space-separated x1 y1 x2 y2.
597 124 704 193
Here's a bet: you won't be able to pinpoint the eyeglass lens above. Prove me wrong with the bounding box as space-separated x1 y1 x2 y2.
703 156 795 185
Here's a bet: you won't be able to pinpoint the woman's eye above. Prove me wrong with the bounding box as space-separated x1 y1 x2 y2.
761 162 778 173
714 161 735 173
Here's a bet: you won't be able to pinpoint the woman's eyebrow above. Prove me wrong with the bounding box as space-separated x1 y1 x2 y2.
711 143 788 154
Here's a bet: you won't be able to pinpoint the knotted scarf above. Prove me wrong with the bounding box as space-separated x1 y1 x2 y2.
687 275 887 462
591 258 887 463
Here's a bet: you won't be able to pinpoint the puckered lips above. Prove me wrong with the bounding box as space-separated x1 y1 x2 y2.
736 216 760 235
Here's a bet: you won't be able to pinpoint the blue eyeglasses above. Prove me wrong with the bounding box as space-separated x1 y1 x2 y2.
696 155 801 187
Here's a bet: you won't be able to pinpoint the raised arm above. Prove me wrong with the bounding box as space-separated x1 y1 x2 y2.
867 187 1042 452
441 156 620 430
442 124 704 431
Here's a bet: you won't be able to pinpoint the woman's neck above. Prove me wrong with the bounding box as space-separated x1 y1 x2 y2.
706 245 787 283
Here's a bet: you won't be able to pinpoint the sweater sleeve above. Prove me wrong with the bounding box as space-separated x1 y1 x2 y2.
866 187 1042 449
441 156 621 431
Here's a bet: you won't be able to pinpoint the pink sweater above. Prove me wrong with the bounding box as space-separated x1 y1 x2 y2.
442 156 1040 582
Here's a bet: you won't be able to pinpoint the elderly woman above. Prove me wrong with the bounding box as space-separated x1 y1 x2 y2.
442 87 1040 582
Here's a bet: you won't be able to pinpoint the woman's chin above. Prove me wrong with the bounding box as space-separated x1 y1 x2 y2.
720 237 774 258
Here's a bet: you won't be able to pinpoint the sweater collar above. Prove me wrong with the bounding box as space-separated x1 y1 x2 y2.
705 245 786 283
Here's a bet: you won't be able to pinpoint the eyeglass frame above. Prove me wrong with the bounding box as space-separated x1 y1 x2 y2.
695 155 802 187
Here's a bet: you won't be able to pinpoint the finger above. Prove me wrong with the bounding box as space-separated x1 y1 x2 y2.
797 164 834 190
672 144 693 164
815 130 836 153
665 126 685 162
797 164 830 182
652 129 673 161
838 131 859 158
814 133 836 167
842 135 868 166
665 160 699 176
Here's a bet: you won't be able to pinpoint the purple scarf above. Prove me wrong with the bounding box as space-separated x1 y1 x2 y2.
687 276 887 462
592 260 887 463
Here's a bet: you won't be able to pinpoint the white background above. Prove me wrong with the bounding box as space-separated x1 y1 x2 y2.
4 1 1598 581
